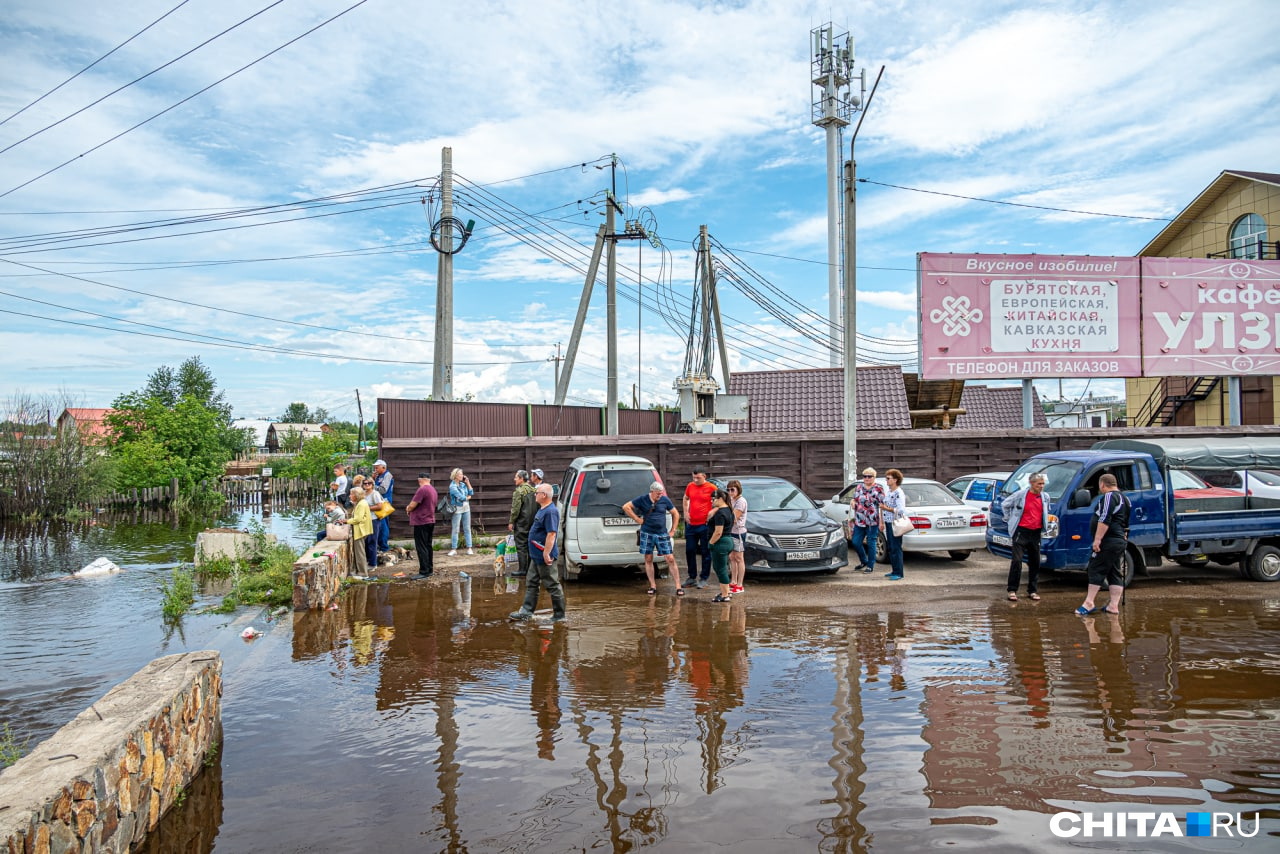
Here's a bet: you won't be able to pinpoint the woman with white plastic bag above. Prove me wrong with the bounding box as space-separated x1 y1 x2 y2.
879 468 909 581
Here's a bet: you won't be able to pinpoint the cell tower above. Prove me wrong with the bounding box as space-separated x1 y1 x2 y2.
810 24 862 367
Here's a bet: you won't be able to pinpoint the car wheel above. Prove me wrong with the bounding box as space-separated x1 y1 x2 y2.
559 554 581 581
1246 545 1280 582
876 537 887 564
947 550 971 561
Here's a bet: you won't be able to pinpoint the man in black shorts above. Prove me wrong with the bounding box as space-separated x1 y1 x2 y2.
1076 473 1131 616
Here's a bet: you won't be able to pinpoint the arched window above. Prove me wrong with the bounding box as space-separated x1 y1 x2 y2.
1229 213 1267 259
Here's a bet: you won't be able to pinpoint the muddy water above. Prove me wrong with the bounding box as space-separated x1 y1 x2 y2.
3 519 1279 851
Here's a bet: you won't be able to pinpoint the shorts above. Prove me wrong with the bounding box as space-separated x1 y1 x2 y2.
639 531 674 556
1086 539 1127 587
730 533 745 553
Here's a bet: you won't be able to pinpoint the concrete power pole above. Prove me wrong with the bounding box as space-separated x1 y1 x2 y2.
432 147 454 401
606 187 619 436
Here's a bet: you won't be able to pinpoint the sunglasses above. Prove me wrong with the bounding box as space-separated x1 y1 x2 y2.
863 474 875 478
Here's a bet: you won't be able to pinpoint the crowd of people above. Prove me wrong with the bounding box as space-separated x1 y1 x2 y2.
318 459 1131 621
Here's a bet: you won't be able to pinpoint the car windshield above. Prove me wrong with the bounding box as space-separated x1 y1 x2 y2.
1001 459 1082 501
1246 470 1280 486
903 482 963 507
1169 469 1209 490
745 480 816 511
576 469 658 517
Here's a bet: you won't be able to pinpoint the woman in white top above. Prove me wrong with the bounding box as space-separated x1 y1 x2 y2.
726 480 748 594
879 468 908 580
448 468 474 555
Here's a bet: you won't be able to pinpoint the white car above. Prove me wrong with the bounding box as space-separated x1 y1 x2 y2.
945 471 1011 511
1201 469 1280 499
554 455 665 580
819 477 988 561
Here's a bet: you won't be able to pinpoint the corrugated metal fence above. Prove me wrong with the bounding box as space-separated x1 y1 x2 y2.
378 398 679 440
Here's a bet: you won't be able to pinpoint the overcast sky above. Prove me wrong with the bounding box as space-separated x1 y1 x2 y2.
2 0 1277 422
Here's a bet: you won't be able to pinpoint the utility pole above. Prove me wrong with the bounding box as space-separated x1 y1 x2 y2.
355 388 365 452
606 157 620 436
432 147 454 401
550 342 563 393
837 48 878 486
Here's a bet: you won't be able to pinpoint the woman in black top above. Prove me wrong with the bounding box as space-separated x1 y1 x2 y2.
707 490 736 602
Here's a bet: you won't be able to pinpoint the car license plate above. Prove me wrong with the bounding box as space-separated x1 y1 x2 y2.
603 517 635 527
787 550 820 560
992 533 1011 546
936 517 963 528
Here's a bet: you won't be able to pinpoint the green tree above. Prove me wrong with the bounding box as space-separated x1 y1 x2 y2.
272 431 353 481
106 359 244 489
279 402 329 423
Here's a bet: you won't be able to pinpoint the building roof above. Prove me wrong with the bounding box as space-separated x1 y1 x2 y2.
727 366 912 432
56 408 113 439
231 419 272 447
269 422 328 435
1141 170 1280 256
953 385 1049 430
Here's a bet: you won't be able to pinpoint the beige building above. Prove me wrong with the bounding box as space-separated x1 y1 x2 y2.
1127 170 1280 426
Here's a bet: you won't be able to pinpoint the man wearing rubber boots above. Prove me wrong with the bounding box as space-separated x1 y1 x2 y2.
509 484 567 624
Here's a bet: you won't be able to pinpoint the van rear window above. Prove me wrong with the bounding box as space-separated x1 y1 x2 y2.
576 470 656 518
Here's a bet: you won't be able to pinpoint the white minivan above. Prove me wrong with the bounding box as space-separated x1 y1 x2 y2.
555 455 664 580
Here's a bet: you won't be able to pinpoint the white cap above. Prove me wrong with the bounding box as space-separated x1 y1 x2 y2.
374 459 387 467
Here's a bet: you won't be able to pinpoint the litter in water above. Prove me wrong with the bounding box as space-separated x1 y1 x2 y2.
241 626 263 639
75 557 122 577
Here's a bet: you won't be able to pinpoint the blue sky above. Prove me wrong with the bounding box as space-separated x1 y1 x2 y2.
2 0 1277 423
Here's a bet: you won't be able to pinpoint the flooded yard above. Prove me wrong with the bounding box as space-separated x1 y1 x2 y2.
2 516 1278 851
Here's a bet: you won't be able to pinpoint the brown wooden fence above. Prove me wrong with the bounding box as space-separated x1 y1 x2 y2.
382 424 1280 539
377 398 680 440
93 477 327 510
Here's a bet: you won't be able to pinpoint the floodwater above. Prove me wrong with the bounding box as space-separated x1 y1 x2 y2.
2 515 1279 852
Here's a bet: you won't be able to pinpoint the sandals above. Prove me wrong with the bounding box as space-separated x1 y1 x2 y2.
675 589 686 597
1007 592 1018 601
1074 605 1097 616
1029 593 1041 601
711 594 732 603
646 587 657 595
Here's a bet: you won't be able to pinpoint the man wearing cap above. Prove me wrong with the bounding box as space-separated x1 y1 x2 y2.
508 470 537 577
623 482 684 597
683 467 716 587
529 468 544 490
372 460 394 553
405 472 438 578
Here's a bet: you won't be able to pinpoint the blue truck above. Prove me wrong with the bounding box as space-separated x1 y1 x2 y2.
986 437 1280 585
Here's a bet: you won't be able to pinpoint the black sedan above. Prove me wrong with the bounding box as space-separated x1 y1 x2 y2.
724 475 848 575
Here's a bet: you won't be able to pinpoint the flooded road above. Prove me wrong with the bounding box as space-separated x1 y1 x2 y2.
3 518 1279 851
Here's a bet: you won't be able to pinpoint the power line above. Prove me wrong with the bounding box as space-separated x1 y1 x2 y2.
0 0 373 200
859 178 1187 223
0 1 283 156
0 0 195 128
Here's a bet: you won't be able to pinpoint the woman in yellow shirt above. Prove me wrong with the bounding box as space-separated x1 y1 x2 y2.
348 486 373 576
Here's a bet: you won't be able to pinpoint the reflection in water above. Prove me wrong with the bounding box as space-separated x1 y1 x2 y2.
5 517 1279 851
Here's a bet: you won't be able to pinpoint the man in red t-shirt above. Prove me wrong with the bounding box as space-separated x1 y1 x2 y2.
1000 472 1048 601
683 467 717 587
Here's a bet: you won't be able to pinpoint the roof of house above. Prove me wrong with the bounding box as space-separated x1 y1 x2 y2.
727 366 912 432
1141 170 1280 256
953 385 1049 430
231 419 272 446
56 407 113 439
269 422 328 435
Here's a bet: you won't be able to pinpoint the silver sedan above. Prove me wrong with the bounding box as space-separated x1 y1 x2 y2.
818 477 989 561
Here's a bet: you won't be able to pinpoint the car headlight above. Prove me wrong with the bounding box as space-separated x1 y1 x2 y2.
827 529 844 546
745 532 770 547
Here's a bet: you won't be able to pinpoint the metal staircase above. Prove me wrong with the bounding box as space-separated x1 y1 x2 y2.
1135 376 1221 427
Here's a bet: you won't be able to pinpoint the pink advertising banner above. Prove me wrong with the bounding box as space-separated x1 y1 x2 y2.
1140 257 1280 376
918 253 1143 380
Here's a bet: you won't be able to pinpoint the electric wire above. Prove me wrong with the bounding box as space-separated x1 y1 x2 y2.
0 0 196 128
0 0 374 200
0 0 284 156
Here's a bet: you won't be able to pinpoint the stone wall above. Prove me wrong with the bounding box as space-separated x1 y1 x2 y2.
291 536 354 611
0 652 222 854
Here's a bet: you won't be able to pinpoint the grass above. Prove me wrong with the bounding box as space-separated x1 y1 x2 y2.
169 521 300 619
1 722 27 768
161 567 196 621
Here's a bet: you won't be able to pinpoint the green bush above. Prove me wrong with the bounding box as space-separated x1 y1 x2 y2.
161 567 196 621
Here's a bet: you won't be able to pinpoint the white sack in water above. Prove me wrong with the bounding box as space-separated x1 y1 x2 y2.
76 557 123 577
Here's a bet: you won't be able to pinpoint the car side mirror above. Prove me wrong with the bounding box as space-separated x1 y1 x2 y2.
1073 488 1091 509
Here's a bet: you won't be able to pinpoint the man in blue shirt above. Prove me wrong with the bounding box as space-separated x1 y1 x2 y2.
623 482 684 596
509 484 567 623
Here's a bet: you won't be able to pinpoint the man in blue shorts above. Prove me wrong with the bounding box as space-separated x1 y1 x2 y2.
623 482 685 597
